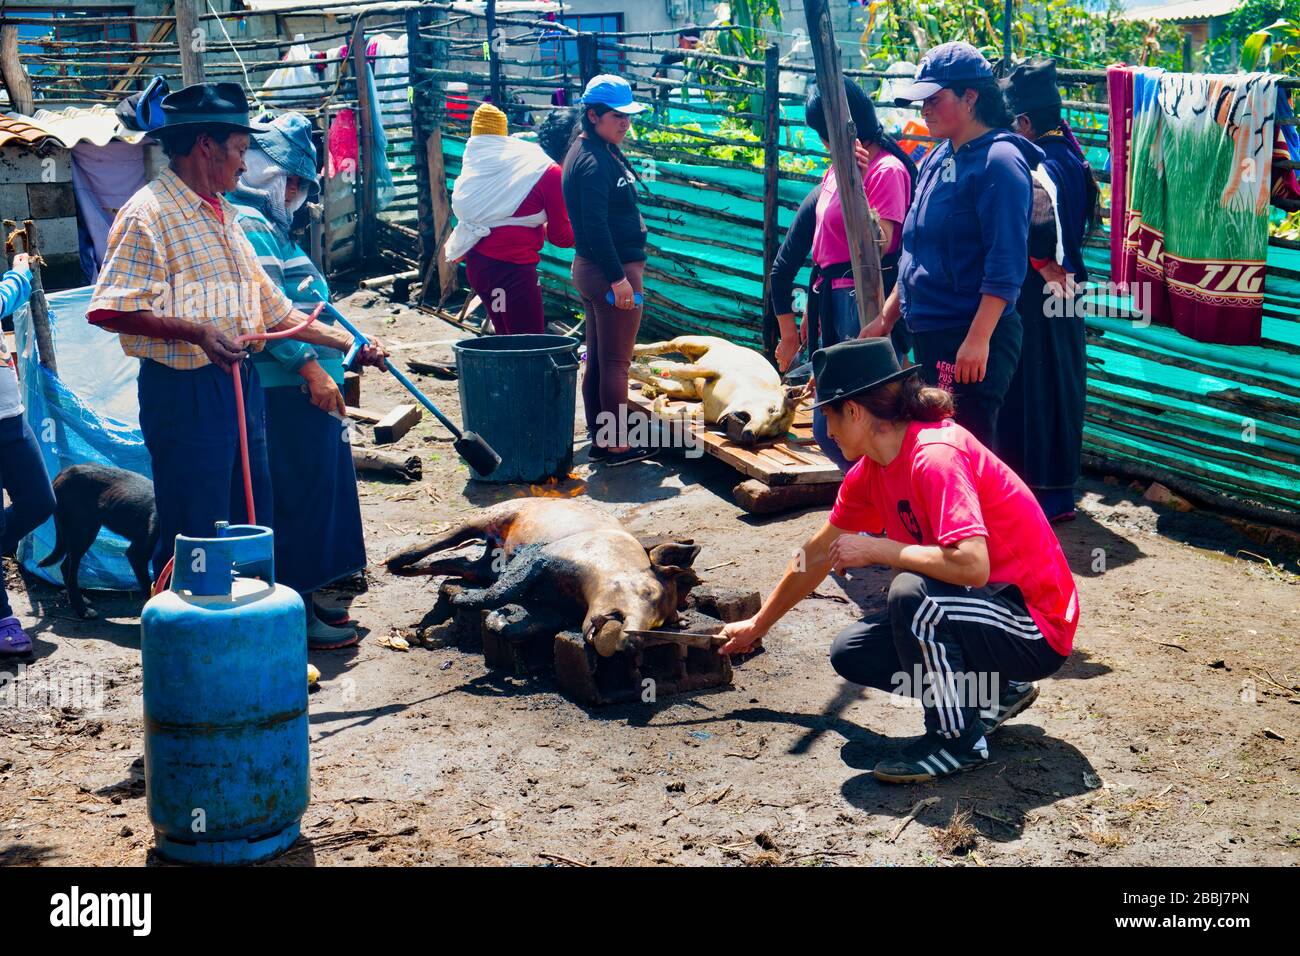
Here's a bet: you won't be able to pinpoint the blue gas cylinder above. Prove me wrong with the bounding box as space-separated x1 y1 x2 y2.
140 523 309 865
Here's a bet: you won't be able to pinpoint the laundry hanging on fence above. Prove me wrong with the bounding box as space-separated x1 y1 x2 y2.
70 140 147 284
1122 71 1277 346
262 34 328 103
324 56 395 212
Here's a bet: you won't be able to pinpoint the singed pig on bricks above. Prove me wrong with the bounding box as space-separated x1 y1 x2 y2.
383 499 700 656
629 335 809 444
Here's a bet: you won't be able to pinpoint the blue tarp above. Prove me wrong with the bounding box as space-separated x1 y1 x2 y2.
13 285 148 591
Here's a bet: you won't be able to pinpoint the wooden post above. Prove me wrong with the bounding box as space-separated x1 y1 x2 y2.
486 0 504 106
352 15 375 268
425 129 457 306
760 43 781 363
409 7 435 296
0 26 34 115
175 0 205 86
801 0 882 332
577 33 600 87
9 220 57 375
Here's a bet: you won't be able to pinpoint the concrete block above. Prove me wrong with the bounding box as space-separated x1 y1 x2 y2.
0 148 70 185
0 183 29 219
27 182 76 219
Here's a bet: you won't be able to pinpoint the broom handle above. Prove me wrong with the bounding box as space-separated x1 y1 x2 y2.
324 303 467 441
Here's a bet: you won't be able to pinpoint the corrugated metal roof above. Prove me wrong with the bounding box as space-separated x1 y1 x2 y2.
1122 0 1242 22
0 115 61 150
0 106 150 151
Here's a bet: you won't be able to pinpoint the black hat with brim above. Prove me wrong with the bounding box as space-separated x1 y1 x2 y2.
810 337 922 410
158 82 271 135
1002 59 1062 116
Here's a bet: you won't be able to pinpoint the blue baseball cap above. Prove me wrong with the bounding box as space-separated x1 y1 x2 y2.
892 41 995 105
580 74 647 114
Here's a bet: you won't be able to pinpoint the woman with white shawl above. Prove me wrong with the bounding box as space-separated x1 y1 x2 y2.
445 103 574 334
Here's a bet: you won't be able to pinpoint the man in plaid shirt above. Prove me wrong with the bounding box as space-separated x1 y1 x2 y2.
88 83 386 578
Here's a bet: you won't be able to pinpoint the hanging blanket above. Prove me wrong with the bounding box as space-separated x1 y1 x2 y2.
1127 72 1277 346
1106 65 1134 289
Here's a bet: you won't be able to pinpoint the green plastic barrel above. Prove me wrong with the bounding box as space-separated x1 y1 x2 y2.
453 334 580 483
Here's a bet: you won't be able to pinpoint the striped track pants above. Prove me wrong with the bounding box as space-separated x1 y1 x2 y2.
829 571 1068 740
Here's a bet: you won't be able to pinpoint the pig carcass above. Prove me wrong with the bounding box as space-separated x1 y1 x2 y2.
383 499 700 656
629 335 808 444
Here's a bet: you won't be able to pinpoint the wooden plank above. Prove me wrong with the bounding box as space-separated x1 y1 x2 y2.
423 126 457 305
374 403 422 444
733 478 839 515
112 8 175 95
629 388 841 487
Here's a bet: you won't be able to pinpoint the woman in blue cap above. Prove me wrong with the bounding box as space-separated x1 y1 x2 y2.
864 41 1041 453
228 112 368 648
561 74 653 467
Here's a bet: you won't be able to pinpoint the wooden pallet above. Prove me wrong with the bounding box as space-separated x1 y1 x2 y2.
628 386 842 513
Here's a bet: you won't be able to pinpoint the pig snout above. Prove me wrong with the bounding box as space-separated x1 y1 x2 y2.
723 411 753 443
587 610 631 657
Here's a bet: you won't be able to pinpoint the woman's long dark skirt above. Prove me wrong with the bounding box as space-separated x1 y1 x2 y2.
998 275 1087 518
263 384 367 595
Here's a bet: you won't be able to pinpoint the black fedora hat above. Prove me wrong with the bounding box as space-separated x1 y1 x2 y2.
159 82 270 135
1001 59 1061 117
811 338 921 409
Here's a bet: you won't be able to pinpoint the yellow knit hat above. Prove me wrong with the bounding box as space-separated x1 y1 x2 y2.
470 103 508 137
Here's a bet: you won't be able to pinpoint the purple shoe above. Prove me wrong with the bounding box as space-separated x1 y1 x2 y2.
0 616 33 659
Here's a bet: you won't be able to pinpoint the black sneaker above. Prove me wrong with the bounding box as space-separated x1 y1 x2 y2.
980 682 1039 734
587 444 611 461
601 447 656 467
873 731 989 784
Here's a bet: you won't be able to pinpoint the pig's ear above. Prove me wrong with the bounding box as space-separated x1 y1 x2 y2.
637 533 695 553
648 541 701 571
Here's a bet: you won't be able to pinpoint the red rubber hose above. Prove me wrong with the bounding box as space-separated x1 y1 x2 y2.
151 303 326 596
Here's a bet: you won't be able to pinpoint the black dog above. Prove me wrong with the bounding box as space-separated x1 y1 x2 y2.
38 464 157 618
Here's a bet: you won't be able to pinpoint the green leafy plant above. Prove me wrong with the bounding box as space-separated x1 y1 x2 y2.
860 0 1183 71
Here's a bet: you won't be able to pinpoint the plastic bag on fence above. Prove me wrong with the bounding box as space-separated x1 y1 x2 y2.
13 286 150 591
262 34 327 104
370 33 411 127
365 61 396 212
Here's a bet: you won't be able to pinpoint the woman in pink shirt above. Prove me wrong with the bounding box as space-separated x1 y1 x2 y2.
719 338 1078 783
776 80 916 473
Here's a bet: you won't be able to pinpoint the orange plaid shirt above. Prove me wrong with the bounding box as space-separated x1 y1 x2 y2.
88 166 295 370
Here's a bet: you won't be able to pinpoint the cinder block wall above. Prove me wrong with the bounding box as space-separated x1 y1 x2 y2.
0 146 82 286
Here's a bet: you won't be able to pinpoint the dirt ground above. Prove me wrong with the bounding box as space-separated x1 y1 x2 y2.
2 290 1298 868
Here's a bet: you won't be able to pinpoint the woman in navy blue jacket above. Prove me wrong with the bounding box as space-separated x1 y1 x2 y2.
866 42 1041 451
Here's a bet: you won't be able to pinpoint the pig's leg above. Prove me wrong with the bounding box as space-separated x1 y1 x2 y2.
384 516 500 573
633 337 712 362
449 545 547 613
391 549 497 582
657 364 719 383
631 339 678 359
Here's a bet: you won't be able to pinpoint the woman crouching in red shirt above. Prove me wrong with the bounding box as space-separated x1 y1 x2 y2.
719 338 1079 783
